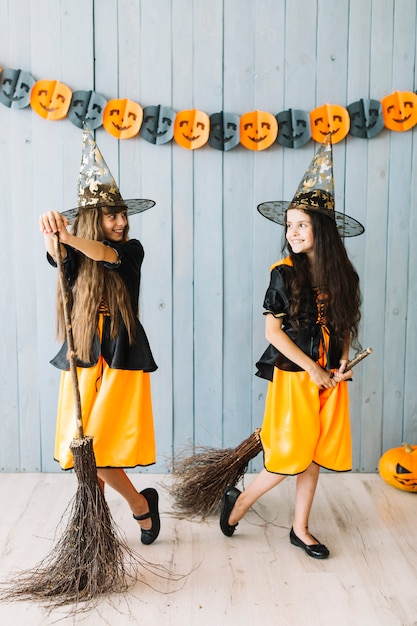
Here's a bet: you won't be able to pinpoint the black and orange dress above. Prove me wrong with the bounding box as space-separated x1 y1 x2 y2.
255 257 352 475
48 238 157 470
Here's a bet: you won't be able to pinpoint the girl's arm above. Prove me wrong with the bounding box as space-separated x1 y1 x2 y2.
265 314 337 389
39 211 118 264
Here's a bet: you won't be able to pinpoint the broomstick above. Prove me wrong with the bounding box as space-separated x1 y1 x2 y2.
169 347 373 518
0 234 144 610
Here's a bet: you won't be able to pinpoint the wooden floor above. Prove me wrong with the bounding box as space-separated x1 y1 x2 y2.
0 471 416 626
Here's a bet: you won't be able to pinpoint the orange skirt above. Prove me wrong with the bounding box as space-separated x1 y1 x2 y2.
260 369 352 475
54 318 155 470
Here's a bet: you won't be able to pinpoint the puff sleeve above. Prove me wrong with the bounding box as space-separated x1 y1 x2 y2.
262 265 291 318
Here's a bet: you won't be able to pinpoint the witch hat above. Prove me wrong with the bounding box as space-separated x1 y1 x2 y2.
62 124 155 221
257 135 364 237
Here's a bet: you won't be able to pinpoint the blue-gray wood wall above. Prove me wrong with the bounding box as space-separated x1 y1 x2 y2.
1 0 416 474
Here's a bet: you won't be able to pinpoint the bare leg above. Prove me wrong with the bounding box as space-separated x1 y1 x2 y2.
97 467 151 530
292 462 320 545
228 468 287 525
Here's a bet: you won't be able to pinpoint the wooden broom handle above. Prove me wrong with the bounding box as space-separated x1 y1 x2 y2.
53 234 84 439
345 347 373 370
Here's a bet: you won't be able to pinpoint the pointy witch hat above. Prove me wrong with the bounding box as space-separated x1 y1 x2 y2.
257 134 364 237
62 124 155 221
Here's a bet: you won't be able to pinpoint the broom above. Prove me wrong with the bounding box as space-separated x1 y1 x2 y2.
169 347 373 518
0 234 144 610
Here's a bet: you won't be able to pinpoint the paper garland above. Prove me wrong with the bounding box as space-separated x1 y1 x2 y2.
1 65 417 150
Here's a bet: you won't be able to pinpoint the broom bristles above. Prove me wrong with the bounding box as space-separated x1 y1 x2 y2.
0 235 183 611
170 429 263 518
1 438 145 610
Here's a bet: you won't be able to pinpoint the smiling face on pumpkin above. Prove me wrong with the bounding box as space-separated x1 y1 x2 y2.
347 98 384 139
174 109 210 149
0 68 35 109
310 103 350 144
240 110 278 151
68 90 107 130
209 111 240 151
30 79 72 120
140 105 175 145
276 109 311 148
102 98 143 139
381 91 417 132
379 444 417 492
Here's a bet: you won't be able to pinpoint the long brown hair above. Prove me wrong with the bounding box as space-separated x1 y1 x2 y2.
56 206 137 363
283 209 362 351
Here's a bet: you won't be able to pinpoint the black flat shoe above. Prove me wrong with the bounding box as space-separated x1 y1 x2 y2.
220 486 241 536
133 488 160 545
289 527 329 559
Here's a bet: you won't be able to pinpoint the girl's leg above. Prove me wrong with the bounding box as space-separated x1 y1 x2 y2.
228 468 287 525
97 467 151 530
292 461 320 544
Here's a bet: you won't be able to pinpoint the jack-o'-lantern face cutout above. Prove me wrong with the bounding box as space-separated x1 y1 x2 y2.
347 99 384 139
209 111 240 151
103 98 143 139
381 91 417 132
276 109 311 148
174 109 210 149
379 444 417 492
310 104 350 144
68 90 107 130
0 68 35 109
30 79 72 120
140 105 175 145
240 110 278 151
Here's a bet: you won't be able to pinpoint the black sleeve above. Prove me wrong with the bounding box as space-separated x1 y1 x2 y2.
102 239 144 272
102 239 144 306
263 265 291 317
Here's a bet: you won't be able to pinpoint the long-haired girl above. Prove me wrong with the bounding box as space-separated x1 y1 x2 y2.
40 127 160 545
220 138 364 558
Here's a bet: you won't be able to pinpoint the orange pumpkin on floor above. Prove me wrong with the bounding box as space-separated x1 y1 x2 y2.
378 444 417 492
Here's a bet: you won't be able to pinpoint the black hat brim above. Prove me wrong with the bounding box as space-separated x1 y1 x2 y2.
257 200 364 238
62 198 155 222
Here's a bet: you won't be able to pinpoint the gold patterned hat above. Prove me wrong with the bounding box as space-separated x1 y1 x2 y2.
62 124 155 221
257 135 364 237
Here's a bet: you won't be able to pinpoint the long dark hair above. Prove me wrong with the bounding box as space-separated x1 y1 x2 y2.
282 209 362 351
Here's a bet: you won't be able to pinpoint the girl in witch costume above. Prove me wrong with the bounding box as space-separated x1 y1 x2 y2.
39 126 160 545
220 137 364 558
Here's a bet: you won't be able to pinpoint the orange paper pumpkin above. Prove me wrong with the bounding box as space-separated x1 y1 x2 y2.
381 90 417 132
378 444 417 492
310 103 350 144
30 79 72 120
103 98 143 139
174 109 210 149
240 110 278 151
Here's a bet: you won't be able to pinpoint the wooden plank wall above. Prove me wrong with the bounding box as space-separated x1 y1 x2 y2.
0 0 416 474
